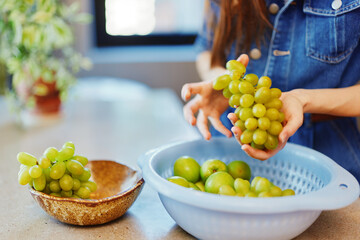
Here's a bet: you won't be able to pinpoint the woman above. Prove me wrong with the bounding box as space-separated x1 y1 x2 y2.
181 0 360 182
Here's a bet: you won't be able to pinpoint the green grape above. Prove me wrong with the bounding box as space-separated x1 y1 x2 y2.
65 167 71 176
17 152 37 166
265 108 280 121
234 178 250 194
230 70 241 81
219 185 236 196
38 156 51 169
258 76 272 88
56 146 75 162
29 165 43 179
229 94 242 108
234 120 246 131
81 180 97 192
252 103 266 118
18 166 32 185
236 192 245 197
72 155 89 167
43 167 52 182
244 73 258 86
245 192 257 197
278 112 285 122
43 184 51 194
254 87 271 104
253 129 268 145
258 191 272 197
72 178 81 191
251 142 265 150
239 108 253 121
28 179 34 187
240 130 254 144
73 168 91 182
59 174 74 191
264 98 283 110
50 161 66 179
50 192 61 197
269 186 282 197
228 80 241 94
213 74 232 90
49 180 61 193
66 159 84 175
268 121 283 136
63 141 75 150
75 186 91 199
282 189 296 196
258 117 271 130
61 190 73 198
270 88 282 98
250 176 262 192
44 147 58 163
223 87 232 99
226 60 246 77
71 195 81 199
254 177 271 194
245 118 258 130
20 164 28 171
239 81 254 94
33 173 46 191
239 94 254 108
264 134 279 150
234 107 242 118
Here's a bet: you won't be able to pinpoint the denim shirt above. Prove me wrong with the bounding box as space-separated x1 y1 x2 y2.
195 0 360 182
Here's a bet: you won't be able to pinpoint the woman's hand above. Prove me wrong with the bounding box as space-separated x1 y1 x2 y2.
181 54 249 140
228 89 306 160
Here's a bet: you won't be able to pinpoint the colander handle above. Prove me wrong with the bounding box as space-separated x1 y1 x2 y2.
305 167 360 210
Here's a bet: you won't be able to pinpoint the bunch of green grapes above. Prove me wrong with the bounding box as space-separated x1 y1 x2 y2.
213 60 285 150
17 142 97 199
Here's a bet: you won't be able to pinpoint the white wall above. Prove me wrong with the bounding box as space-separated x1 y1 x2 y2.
71 0 201 97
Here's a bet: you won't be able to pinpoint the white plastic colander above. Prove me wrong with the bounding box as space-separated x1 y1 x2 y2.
138 137 359 240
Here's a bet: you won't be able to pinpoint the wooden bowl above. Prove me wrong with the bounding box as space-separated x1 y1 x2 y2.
29 160 144 225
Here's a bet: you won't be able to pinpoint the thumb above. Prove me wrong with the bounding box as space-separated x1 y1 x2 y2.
236 54 249 68
279 117 303 143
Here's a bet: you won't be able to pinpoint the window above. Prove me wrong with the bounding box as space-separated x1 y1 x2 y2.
94 0 205 47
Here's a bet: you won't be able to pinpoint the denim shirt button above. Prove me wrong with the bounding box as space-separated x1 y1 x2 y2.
331 0 342 10
250 48 261 60
269 3 279 15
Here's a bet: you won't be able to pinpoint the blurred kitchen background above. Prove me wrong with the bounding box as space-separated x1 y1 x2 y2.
73 0 204 95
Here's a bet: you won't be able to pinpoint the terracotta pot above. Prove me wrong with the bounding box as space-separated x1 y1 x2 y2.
33 78 61 114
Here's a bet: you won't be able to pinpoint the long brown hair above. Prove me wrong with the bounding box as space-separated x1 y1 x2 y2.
206 0 272 67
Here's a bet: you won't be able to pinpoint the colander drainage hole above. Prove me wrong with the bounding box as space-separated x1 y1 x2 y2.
339 184 348 189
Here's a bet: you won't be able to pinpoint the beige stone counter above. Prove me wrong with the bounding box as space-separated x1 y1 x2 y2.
1 78 359 240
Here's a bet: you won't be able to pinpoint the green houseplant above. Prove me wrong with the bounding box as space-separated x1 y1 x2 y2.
0 0 91 118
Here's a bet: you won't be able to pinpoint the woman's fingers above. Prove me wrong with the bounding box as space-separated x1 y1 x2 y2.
183 97 201 126
279 115 303 143
237 54 250 68
241 145 270 161
196 110 211 140
231 126 242 145
242 133 288 160
227 112 238 125
181 82 207 101
209 116 232 138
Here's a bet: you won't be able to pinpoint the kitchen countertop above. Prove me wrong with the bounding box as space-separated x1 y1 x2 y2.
1 77 359 240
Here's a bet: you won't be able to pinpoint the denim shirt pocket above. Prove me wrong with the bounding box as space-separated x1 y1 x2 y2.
303 0 360 64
